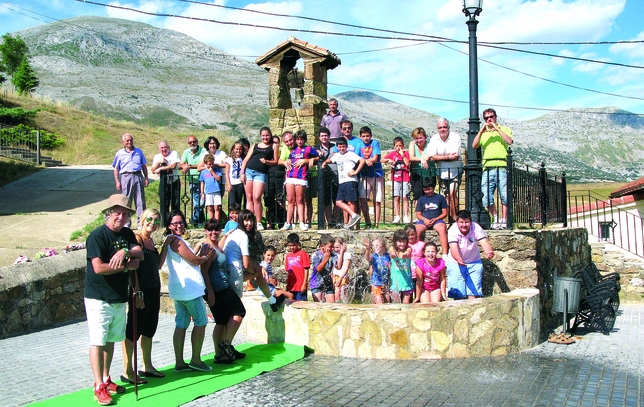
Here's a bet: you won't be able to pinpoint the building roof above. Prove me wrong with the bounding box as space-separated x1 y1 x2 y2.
255 36 341 70
610 176 644 198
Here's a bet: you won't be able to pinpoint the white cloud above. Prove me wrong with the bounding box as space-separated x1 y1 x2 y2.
610 31 644 59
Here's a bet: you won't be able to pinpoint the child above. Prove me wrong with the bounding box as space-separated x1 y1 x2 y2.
224 141 245 209
222 203 240 235
389 229 414 303
414 177 449 257
415 242 447 304
358 126 384 228
363 237 391 304
260 245 294 301
405 224 425 301
321 137 365 229
384 137 411 223
284 130 319 231
200 154 223 222
332 236 351 303
284 233 311 301
310 236 338 303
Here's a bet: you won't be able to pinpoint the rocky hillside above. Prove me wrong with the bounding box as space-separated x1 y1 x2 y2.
13 16 644 182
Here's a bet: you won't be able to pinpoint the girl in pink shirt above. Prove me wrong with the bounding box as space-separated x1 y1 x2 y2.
405 224 425 301
415 243 446 303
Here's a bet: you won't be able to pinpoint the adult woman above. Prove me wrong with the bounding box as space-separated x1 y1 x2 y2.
240 127 279 229
195 219 246 363
159 210 216 372
121 209 163 383
408 127 436 201
222 209 284 311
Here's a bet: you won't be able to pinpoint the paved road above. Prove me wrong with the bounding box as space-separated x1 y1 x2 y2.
1 305 641 407
0 165 155 267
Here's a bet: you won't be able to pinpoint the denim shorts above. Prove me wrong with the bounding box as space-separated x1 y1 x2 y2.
446 260 483 299
245 168 267 184
311 285 335 295
481 167 507 207
174 297 208 328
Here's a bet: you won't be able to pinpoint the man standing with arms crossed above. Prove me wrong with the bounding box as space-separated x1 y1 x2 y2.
85 194 144 405
472 108 513 229
320 98 349 142
180 135 207 225
427 118 463 222
112 133 148 228
152 140 181 217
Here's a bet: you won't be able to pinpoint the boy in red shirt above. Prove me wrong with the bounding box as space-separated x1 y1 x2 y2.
285 233 311 301
384 136 411 223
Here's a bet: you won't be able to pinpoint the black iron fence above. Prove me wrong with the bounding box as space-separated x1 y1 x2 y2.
159 151 566 231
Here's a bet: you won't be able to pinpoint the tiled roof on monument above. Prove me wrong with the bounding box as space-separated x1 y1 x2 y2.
255 36 341 69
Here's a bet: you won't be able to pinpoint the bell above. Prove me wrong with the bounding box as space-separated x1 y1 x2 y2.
294 88 304 105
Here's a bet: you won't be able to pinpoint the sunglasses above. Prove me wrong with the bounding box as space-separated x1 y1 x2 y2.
146 216 161 225
205 228 220 233
484 115 495 120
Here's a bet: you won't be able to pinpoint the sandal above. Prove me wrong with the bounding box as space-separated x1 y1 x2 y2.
120 374 147 384
218 340 237 361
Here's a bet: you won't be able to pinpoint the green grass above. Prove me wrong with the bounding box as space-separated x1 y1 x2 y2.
567 182 628 198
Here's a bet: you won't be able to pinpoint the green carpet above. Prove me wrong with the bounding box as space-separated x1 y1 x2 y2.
30 343 305 407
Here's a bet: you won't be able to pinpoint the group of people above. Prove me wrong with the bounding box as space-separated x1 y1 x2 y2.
83 195 284 405
112 101 513 232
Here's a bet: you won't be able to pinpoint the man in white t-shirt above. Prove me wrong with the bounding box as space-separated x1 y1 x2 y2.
426 118 463 221
445 210 494 300
152 140 181 215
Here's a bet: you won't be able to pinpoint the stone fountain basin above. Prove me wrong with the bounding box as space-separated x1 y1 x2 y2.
239 288 540 359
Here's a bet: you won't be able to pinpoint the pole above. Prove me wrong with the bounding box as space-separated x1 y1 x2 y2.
464 16 490 228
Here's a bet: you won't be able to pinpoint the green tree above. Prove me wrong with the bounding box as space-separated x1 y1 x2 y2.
12 56 39 95
0 34 29 76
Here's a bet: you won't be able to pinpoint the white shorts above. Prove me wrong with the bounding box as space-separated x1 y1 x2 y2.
84 298 127 346
359 176 384 202
284 178 308 187
205 192 222 206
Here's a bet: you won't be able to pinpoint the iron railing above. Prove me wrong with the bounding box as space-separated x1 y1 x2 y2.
567 191 644 258
0 123 41 165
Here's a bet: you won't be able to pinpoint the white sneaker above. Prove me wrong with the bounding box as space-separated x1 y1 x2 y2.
499 218 507 230
299 222 309 230
280 223 292 231
403 215 411 224
256 223 264 231
392 216 401 224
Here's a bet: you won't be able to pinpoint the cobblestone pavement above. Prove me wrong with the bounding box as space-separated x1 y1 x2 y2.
1 305 641 407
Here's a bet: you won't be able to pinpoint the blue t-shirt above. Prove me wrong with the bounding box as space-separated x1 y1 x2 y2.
223 220 238 234
415 193 448 219
369 252 391 287
331 137 364 155
199 168 221 194
310 249 337 290
359 139 383 178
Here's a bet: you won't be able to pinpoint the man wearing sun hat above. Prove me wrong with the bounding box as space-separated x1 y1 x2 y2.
84 194 144 406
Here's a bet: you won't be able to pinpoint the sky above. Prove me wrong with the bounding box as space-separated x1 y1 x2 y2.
0 0 643 122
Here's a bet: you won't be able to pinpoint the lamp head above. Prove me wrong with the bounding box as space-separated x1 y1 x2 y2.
463 0 483 20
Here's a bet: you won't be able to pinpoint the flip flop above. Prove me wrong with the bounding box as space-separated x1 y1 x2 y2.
120 374 147 384
139 370 165 378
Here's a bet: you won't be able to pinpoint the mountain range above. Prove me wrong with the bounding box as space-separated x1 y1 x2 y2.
12 16 644 182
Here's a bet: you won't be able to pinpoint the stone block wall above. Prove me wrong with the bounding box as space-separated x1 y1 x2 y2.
239 289 540 359
0 251 86 337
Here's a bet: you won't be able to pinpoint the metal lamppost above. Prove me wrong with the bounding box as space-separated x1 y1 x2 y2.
462 0 490 228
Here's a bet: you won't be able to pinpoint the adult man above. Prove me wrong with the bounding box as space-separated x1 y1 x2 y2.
85 194 144 405
180 136 207 225
265 132 294 229
151 140 181 217
427 118 463 221
112 133 148 227
314 126 337 225
445 210 494 300
320 98 348 141
472 108 514 229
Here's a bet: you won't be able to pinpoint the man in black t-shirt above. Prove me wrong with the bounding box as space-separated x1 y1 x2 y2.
84 194 143 406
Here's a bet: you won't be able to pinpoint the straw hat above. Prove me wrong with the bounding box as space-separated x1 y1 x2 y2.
103 194 136 215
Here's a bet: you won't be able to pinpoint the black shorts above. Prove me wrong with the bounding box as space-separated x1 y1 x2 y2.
126 289 160 341
336 181 358 203
204 286 246 325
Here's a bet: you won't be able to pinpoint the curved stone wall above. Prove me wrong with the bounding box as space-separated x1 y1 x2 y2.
239 289 540 359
